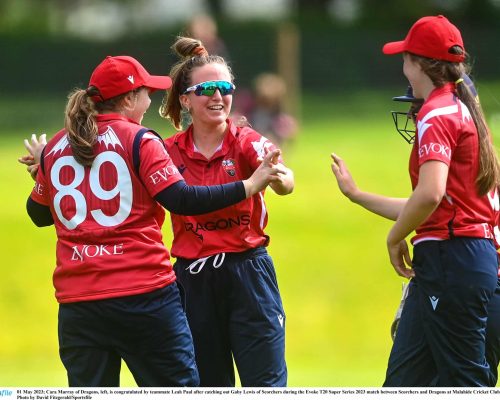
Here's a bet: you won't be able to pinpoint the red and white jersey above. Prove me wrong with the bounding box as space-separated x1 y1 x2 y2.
164 119 280 259
409 83 498 245
30 114 184 303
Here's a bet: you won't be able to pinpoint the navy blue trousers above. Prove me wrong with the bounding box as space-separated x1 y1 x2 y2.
486 278 500 384
384 238 498 387
174 247 287 387
58 284 199 387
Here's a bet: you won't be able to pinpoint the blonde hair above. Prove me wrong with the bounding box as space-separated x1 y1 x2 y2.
159 36 233 130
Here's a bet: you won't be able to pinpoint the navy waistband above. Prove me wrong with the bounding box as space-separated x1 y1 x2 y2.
176 246 268 265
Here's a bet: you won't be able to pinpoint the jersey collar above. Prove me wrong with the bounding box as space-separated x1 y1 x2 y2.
178 119 237 161
426 82 456 102
96 113 140 125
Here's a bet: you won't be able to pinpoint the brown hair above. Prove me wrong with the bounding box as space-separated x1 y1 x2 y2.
159 36 234 130
64 87 132 167
409 49 500 195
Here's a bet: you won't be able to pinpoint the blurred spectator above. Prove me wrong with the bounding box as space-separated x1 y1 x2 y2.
244 72 298 146
186 14 229 58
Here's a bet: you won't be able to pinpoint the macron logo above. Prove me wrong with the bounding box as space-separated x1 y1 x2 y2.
127 75 134 84
429 296 439 310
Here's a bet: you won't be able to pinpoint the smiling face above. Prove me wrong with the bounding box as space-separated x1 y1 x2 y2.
180 62 233 131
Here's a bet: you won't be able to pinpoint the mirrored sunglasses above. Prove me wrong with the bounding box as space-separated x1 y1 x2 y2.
183 80 236 96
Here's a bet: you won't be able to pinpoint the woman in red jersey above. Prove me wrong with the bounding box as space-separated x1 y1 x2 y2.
332 16 500 386
159 36 294 387
21 55 284 387
335 80 500 386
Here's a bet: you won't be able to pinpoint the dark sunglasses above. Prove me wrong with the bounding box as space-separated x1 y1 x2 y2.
183 80 236 96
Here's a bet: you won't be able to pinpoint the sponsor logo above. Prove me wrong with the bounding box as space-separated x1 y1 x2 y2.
185 214 251 240
71 243 124 261
127 75 134 84
149 165 180 185
222 158 236 176
277 314 284 328
482 223 494 239
429 295 439 310
418 142 451 159
34 182 44 196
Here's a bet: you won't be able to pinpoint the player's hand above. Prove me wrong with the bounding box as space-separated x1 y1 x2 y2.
26 164 40 181
244 149 286 197
18 155 40 181
330 153 360 201
387 238 414 279
23 133 47 164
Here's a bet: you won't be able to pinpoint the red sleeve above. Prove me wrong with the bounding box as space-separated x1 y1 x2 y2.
417 114 457 167
138 132 184 197
30 162 50 206
238 128 284 171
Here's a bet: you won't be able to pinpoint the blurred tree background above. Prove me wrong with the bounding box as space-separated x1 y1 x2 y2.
2 0 500 387
1 0 500 98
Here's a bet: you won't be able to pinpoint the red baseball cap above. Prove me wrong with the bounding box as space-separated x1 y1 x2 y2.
382 15 465 62
88 56 172 101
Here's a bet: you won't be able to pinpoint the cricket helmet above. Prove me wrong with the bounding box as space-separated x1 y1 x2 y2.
391 86 423 144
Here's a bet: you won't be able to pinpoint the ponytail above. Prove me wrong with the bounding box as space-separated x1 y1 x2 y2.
64 88 99 167
456 80 500 195
410 52 500 195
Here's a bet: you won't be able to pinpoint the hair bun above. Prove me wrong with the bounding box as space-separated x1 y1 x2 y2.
193 45 208 56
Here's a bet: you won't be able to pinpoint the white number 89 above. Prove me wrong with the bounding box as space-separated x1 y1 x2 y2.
51 151 132 230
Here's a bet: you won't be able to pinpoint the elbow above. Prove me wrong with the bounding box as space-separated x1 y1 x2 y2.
273 170 295 195
32 219 53 228
420 190 444 209
27 212 54 227
272 181 294 196
280 182 295 195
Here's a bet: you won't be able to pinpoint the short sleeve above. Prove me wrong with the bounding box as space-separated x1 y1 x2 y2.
417 113 457 167
238 129 283 171
30 163 50 206
138 133 184 197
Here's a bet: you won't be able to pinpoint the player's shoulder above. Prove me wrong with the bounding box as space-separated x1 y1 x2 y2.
231 125 277 163
48 128 67 143
419 93 461 122
164 131 185 149
230 120 267 148
43 128 70 156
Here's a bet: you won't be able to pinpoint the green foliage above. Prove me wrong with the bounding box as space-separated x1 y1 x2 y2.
2 86 500 386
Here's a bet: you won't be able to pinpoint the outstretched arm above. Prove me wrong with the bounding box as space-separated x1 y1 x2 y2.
331 153 407 221
155 149 287 215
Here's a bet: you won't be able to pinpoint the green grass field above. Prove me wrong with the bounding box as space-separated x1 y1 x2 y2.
1 85 500 387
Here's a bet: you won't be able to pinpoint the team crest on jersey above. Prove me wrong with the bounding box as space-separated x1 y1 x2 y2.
222 158 236 176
